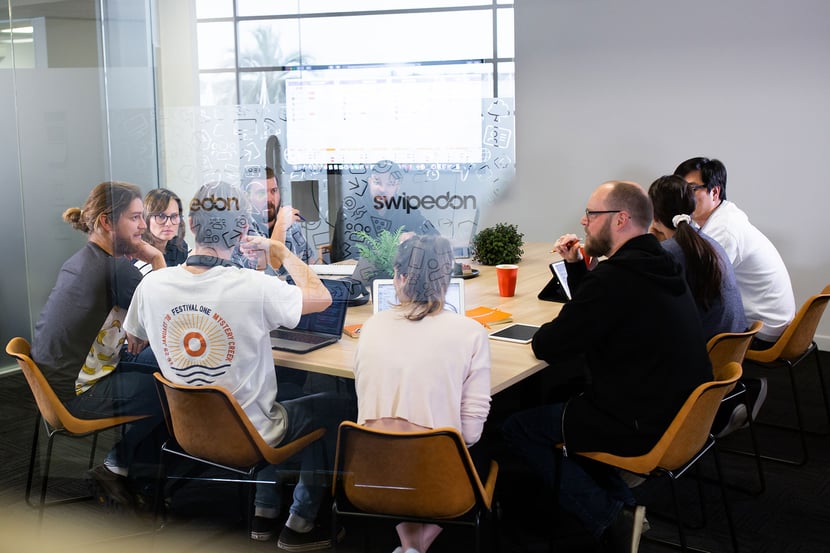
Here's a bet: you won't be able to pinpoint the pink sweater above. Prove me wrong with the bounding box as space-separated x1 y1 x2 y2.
354 308 492 446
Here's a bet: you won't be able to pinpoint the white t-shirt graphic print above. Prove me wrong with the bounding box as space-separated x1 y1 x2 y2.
124 264 303 446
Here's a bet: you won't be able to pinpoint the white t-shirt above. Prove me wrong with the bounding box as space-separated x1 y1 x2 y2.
124 264 303 446
354 308 492 446
701 201 795 341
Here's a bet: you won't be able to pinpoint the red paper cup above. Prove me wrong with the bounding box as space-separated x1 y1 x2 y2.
496 264 519 297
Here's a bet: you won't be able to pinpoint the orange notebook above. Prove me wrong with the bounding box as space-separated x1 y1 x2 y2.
465 306 513 328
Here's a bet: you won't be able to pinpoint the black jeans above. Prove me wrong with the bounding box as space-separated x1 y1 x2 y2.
65 348 164 474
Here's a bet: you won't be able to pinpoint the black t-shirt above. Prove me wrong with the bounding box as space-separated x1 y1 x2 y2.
31 242 143 402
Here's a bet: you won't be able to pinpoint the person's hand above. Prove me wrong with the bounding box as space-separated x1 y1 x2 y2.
133 241 166 270
399 231 416 244
553 234 582 263
125 332 148 355
287 206 304 224
272 206 301 242
239 234 271 270
649 222 667 241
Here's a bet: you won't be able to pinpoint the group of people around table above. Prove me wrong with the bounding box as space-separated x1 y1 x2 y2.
29 155 794 553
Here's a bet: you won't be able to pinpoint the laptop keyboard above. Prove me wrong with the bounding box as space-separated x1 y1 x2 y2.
271 329 332 344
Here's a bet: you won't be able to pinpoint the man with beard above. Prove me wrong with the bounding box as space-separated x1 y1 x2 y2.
32 181 166 507
239 166 317 271
502 181 711 553
241 167 321 397
330 160 439 262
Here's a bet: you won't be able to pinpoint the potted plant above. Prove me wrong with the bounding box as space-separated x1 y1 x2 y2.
471 222 525 265
354 227 405 281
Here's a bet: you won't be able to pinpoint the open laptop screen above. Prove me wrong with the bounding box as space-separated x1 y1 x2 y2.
292 278 351 332
270 278 350 353
372 278 465 315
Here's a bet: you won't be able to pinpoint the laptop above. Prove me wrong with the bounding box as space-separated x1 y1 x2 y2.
372 278 465 315
270 279 350 354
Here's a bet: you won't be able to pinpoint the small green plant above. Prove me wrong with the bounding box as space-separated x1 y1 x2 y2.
354 227 404 279
472 222 525 265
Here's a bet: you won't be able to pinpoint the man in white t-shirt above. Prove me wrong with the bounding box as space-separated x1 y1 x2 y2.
674 157 795 346
675 157 796 433
124 180 348 551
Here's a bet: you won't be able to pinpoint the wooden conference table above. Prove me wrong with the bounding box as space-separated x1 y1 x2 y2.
273 242 564 395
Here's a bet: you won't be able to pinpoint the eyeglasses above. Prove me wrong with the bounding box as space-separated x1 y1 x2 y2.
688 184 708 193
152 213 181 225
584 209 621 220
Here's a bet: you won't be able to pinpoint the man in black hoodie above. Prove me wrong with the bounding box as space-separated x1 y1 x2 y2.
503 181 712 553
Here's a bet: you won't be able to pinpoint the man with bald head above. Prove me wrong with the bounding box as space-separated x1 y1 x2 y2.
503 181 712 553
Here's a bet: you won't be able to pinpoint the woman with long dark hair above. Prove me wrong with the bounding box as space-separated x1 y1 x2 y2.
648 175 747 339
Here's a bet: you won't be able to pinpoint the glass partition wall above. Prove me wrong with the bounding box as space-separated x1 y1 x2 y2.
1 0 515 372
161 0 516 264
1 0 159 371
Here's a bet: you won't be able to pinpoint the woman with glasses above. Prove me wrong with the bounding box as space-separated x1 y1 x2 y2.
134 188 189 275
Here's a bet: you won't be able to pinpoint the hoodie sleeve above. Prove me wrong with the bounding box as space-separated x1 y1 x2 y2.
531 264 614 365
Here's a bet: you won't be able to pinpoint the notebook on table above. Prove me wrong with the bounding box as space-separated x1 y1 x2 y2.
270 279 350 354
371 278 465 315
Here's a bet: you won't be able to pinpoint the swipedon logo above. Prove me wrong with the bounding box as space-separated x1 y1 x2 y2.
373 192 477 214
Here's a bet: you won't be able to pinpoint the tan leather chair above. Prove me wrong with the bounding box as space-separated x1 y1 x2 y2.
555 362 743 553
5 337 148 522
707 321 765 493
331 420 499 553
708 321 764 377
152 372 326 531
744 284 830 466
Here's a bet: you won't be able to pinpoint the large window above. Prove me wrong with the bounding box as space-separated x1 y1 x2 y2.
186 0 516 248
195 1 515 107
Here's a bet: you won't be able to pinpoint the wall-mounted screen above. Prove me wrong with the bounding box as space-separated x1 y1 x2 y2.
284 64 485 165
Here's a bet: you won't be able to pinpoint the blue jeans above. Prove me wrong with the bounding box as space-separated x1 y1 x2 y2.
255 391 355 522
64 346 164 473
502 403 634 539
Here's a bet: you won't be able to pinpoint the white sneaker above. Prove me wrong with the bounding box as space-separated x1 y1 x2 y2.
716 403 748 438
749 377 768 422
